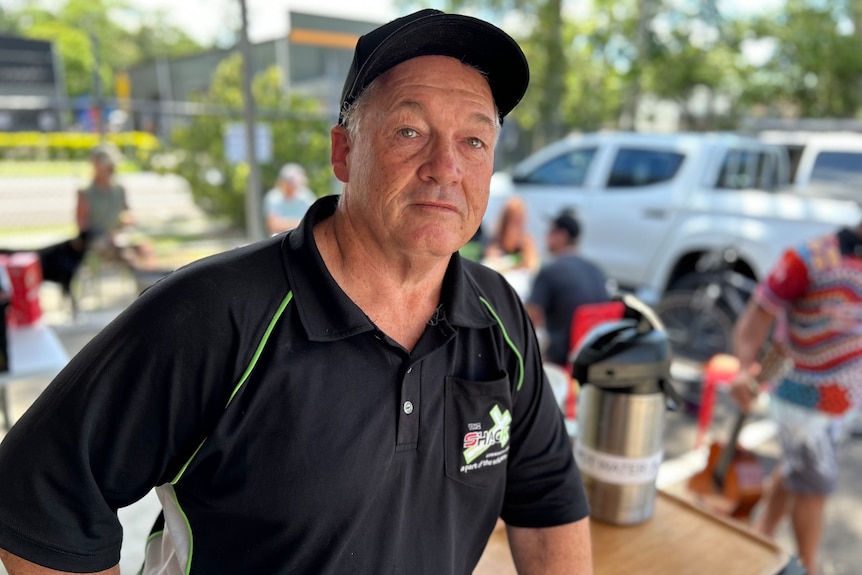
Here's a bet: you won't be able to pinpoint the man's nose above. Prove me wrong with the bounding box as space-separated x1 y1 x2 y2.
419 137 463 185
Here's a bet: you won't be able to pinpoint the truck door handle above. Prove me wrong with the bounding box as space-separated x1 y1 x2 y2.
642 208 668 219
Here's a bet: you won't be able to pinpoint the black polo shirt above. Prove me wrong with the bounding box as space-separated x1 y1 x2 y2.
0 195 588 574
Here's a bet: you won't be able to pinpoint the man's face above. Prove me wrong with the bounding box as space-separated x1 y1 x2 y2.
546 227 567 255
279 179 297 197
332 55 498 259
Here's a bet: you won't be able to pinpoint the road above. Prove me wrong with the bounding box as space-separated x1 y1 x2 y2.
0 172 206 234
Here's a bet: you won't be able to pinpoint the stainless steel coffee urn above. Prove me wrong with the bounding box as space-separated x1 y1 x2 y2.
572 295 679 526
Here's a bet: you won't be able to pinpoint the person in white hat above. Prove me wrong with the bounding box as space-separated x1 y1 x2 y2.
263 162 316 235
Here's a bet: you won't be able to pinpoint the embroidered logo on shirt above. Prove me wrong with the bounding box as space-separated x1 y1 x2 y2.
461 404 511 471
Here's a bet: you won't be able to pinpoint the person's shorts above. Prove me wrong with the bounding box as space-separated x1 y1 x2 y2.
770 397 850 495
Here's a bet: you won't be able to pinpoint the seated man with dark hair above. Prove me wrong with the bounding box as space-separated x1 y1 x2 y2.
526 209 610 366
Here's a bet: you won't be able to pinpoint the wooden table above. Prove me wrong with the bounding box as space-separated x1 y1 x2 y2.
474 489 792 575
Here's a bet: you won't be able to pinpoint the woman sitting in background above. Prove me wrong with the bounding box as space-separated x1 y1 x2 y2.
483 196 540 273
76 146 154 269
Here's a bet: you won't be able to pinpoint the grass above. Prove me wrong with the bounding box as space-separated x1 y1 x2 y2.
0 160 141 177
0 223 77 237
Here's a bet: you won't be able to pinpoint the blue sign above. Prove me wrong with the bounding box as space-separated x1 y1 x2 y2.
224 123 273 164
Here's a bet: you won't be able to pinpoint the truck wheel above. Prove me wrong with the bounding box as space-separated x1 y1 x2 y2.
670 271 725 291
654 289 736 365
669 270 755 319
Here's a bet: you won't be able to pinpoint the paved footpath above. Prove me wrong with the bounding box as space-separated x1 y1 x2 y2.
0 172 206 232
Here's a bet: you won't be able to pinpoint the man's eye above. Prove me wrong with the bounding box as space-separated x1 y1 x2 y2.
398 128 418 138
466 137 485 149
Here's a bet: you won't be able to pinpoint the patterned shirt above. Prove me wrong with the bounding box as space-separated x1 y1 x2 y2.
754 228 862 415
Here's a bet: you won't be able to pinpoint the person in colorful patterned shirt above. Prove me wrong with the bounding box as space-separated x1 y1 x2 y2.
730 224 862 575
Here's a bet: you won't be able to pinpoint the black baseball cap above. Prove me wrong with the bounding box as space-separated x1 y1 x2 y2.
551 209 581 240
338 9 529 126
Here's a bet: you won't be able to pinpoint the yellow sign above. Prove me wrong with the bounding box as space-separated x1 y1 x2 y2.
115 72 131 109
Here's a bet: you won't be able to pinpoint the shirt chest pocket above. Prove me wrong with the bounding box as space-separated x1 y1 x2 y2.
444 374 514 488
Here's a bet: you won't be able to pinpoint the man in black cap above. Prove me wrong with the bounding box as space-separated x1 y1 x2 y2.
526 209 610 367
0 10 591 575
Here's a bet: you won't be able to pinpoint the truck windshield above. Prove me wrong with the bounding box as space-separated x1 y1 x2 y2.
517 147 597 186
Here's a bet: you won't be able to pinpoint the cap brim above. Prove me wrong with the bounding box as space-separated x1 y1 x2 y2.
348 13 529 120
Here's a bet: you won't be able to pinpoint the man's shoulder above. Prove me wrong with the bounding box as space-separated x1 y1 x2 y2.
543 253 601 274
146 237 289 306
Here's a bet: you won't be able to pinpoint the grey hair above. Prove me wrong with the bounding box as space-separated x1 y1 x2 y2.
341 78 382 142
340 64 503 143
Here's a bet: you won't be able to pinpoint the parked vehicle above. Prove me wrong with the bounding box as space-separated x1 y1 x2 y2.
484 131 861 361
653 246 756 364
759 131 862 197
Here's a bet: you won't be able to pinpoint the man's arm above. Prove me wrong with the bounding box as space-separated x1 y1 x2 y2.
524 302 545 329
729 298 776 412
507 518 593 574
265 213 302 235
0 549 118 575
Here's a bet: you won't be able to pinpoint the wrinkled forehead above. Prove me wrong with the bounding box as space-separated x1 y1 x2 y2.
372 56 497 118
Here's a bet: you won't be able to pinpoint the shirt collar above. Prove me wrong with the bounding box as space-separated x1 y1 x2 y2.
283 195 495 342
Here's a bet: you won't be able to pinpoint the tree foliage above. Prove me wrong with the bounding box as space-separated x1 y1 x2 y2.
0 5 21 34
171 55 332 229
742 1 862 118
7 0 862 165
24 20 98 97
418 0 569 148
127 11 204 62
398 0 862 154
5 0 206 98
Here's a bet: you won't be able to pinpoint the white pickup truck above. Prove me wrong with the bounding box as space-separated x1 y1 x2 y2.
483 131 861 360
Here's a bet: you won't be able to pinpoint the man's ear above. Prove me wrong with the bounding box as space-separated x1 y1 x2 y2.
331 125 351 183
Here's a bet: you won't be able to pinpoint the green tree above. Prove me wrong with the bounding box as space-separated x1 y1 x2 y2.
401 0 862 134
27 0 134 96
24 20 104 97
127 10 207 62
9 0 204 98
398 0 570 149
171 54 332 230
528 0 566 146
0 5 21 34
742 1 862 118
638 3 747 130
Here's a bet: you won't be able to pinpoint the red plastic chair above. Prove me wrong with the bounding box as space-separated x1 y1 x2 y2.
695 354 740 449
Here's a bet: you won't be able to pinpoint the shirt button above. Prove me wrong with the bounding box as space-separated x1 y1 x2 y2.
403 401 414 415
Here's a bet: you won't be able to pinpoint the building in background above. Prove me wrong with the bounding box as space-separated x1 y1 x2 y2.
0 35 66 131
126 11 381 139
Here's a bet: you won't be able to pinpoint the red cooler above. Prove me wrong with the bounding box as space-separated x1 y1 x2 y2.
0 252 43 326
